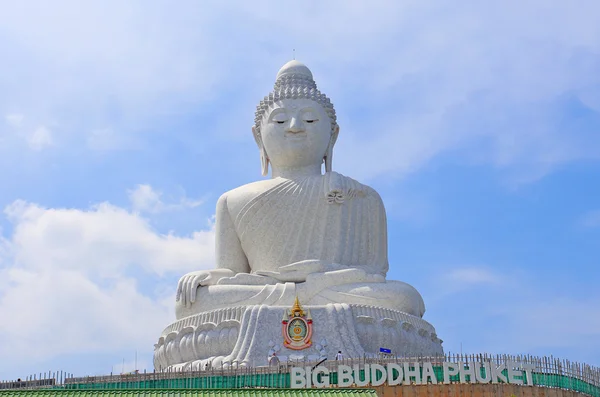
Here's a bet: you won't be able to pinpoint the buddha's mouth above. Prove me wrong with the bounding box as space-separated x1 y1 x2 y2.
285 132 307 139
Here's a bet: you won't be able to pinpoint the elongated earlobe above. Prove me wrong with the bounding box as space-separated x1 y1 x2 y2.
260 146 269 176
253 126 270 176
324 146 333 173
324 125 339 173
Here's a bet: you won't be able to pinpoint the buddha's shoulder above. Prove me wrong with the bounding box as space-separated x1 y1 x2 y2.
326 171 381 200
218 174 382 214
217 179 283 214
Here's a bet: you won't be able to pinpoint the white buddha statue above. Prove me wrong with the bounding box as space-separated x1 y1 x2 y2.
174 60 425 321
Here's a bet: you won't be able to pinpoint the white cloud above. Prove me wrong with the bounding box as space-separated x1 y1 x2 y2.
428 266 506 298
1 116 54 150
446 267 501 285
128 184 203 214
1 1 599 181
27 126 53 150
5 114 24 127
0 197 215 367
0 1 230 135
2 0 599 376
4 199 214 276
233 1 600 183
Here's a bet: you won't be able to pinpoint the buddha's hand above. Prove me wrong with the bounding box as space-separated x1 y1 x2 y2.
306 268 385 286
217 273 279 286
176 269 235 307
256 260 346 283
299 268 386 301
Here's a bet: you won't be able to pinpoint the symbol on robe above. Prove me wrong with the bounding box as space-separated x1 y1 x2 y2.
282 297 312 350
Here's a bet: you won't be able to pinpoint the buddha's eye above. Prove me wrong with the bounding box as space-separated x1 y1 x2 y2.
302 111 318 124
272 113 288 124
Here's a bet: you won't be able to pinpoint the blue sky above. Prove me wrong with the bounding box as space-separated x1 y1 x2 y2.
1 0 600 381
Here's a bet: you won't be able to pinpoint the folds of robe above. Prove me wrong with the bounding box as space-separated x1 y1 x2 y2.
176 172 425 319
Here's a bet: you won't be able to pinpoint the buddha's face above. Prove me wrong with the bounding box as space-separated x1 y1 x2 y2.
260 98 333 170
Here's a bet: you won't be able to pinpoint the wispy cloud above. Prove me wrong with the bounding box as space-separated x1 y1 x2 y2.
579 210 600 228
5 114 24 128
425 266 600 360
1 0 599 377
2 115 53 150
0 195 215 368
430 266 506 297
422 265 514 311
445 267 501 285
28 126 53 150
1 1 599 182
128 184 203 214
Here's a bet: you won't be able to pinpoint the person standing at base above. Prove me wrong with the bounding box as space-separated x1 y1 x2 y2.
335 351 343 360
269 352 280 366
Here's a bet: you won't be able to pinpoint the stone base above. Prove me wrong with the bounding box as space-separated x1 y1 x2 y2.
153 304 443 371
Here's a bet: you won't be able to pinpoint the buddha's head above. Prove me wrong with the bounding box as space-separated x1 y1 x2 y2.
253 61 339 176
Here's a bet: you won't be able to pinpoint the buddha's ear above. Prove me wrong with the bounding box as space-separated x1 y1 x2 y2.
324 125 339 173
252 126 270 176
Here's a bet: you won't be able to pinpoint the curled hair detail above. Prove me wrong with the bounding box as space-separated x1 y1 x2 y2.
253 73 337 140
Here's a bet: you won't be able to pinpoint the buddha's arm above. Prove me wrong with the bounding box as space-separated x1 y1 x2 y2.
367 189 389 276
215 193 250 274
176 193 250 307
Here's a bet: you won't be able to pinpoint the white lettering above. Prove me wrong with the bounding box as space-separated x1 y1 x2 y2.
443 362 459 384
491 362 508 384
404 362 421 385
338 365 354 387
291 367 306 389
422 362 437 384
353 364 370 386
459 361 476 384
474 362 492 384
293 360 536 388
312 367 330 388
507 361 523 385
387 363 404 386
371 364 387 386
522 363 535 386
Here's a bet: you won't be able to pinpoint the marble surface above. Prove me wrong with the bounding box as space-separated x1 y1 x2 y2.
155 304 443 370
154 60 443 370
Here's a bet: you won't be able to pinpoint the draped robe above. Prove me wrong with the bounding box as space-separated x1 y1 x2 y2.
235 171 388 276
178 172 425 319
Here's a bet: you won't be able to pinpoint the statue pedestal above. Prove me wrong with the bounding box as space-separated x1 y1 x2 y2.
154 304 443 370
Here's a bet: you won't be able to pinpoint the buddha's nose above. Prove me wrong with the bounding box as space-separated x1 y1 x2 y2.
287 117 305 133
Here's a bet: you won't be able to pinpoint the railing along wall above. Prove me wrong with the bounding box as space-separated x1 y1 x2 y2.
1 354 599 396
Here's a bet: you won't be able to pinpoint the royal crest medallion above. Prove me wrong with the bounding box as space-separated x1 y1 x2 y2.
282 297 313 350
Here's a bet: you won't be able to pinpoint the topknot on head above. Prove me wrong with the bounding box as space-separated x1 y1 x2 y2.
274 60 318 91
276 60 314 81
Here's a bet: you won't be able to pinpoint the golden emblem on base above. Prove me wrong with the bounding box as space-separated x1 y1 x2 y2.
282 297 313 350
